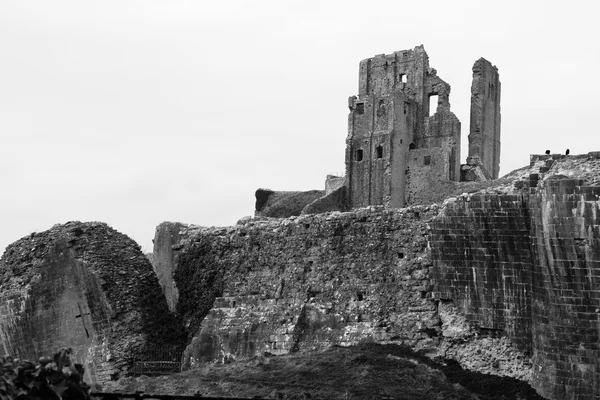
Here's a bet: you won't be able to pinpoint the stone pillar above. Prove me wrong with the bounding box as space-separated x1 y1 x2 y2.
468 58 501 179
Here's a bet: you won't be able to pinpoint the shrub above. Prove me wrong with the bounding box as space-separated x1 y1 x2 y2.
0 348 90 400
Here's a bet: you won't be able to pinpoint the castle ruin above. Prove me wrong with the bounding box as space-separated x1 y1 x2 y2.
255 45 502 217
346 45 501 208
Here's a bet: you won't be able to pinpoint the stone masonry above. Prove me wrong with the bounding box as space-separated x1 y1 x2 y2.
432 153 600 400
345 45 462 209
154 206 533 380
0 222 185 384
468 58 501 179
258 46 501 218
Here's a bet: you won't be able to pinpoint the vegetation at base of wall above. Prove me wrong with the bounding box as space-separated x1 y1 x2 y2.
0 348 91 400
174 237 225 337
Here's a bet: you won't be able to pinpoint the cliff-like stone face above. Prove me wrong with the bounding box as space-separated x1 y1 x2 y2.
0 222 185 384
431 193 533 352
530 179 600 400
431 153 600 400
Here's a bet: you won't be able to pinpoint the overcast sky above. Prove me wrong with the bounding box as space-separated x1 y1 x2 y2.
1 0 598 254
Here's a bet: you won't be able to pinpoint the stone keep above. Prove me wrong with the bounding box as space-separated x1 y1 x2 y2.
345 45 461 209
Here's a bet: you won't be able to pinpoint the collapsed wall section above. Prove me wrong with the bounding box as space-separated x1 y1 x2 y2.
0 222 184 384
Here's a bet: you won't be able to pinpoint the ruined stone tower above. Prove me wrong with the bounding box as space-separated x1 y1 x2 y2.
254 46 501 216
468 58 501 179
345 45 461 209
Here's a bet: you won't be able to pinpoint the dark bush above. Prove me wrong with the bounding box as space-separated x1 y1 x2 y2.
0 348 90 400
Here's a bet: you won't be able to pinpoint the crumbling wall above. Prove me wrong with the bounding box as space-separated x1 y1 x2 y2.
324 174 345 195
255 189 325 218
468 58 501 179
431 194 534 352
154 206 532 381
345 46 462 210
176 206 441 368
0 222 184 384
301 186 348 215
152 222 191 312
431 174 600 400
530 180 600 400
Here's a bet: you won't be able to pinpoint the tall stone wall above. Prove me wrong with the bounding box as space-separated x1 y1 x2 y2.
154 207 533 380
530 180 600 400
0 222 184 384
431 194 533 352
431 178 600 400
175 206 441 368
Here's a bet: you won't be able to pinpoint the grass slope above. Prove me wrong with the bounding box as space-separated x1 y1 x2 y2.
104 343 542 400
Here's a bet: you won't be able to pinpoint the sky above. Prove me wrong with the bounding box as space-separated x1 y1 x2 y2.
1 0 599 254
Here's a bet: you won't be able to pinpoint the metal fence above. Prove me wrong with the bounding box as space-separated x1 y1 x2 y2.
92 393 264 400
128 345 184 377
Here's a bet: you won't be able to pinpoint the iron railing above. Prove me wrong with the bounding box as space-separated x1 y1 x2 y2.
128 345 184 377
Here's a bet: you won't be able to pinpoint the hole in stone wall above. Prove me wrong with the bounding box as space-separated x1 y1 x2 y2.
409 143 416 150
356 149 364 161
357 292 364 301
232 301 236 307
356 103 365 114
376 145 383 159
424 155 431 166
304 223 310 229
397 252 404 259
429 94 439 116
399 73 407 83
420 291 428 299
377 99 386 117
